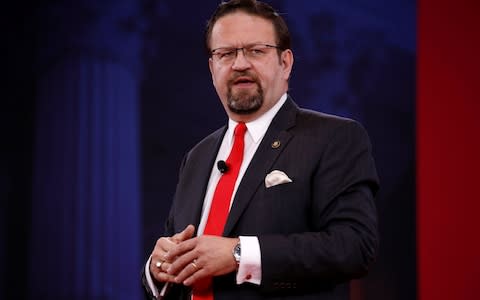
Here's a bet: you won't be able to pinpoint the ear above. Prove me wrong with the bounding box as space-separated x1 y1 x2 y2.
280 49 294 80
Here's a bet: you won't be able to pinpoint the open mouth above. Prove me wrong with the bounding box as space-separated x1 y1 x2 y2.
233 77 256 87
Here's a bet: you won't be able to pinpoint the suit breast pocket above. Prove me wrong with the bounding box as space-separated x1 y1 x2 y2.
257 180 311 232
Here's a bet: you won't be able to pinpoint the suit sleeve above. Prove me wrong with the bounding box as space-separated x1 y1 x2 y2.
258 120 379 293
140 153 191 299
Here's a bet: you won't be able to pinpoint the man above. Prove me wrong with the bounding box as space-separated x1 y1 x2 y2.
142 0 379 299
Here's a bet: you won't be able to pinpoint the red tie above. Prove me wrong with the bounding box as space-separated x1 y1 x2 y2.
193 122 247 300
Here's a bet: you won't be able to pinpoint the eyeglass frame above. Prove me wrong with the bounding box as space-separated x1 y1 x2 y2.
210 43 284 64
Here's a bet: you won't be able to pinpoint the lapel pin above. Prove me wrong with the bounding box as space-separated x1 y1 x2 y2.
271 140 281 149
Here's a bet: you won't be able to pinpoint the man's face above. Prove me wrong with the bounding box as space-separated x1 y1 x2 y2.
208 12 293 122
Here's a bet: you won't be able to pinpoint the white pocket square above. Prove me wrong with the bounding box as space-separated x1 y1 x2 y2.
265 170 293 188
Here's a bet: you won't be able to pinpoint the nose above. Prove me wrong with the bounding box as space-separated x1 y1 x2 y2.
231 48 252 70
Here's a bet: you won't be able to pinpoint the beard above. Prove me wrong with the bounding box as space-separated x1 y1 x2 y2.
226 73 264 115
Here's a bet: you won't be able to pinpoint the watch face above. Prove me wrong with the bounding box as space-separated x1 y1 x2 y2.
234 243 241 262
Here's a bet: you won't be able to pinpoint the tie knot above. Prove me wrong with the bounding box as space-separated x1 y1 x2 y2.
234 122 247 137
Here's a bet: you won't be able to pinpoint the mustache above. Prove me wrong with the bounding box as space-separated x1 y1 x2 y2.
227 71 259 85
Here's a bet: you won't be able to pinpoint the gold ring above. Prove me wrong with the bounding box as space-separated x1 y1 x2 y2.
155 261 164 269
191 260 198 269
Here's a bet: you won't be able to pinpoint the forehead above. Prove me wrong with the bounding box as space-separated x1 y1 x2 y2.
210 11 276 47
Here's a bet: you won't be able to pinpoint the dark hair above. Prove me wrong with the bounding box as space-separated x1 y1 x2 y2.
205 0 291 55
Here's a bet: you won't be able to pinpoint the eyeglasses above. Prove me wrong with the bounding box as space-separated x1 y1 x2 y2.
210 44 282 65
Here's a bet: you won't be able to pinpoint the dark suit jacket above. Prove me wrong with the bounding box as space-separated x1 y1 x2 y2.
143 97 379 300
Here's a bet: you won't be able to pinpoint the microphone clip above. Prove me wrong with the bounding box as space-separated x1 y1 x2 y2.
217 160 228 173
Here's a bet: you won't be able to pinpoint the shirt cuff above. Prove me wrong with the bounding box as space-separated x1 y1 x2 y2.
145 255 160 298
236 236 262 285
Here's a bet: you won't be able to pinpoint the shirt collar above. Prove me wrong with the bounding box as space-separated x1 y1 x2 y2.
227 93 288 145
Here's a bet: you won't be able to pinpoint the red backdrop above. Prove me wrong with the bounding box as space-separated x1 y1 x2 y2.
418 0 480 299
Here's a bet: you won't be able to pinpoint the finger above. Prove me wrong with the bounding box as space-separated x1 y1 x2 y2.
172 224 195 242
165 238 196 261
167 248 198 276
182 269 211 286
154 237 175 258
155 261 170 272
156 271 177 283
154 237 179 264
150 259 160 274
151 260 176 283
174 260 204 285
150 258 167 275
183 270 206 286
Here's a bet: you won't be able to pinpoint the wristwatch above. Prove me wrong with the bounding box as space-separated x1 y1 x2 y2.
232 240 241 267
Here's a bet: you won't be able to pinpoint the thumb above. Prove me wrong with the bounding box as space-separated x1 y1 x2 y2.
172 224 195 242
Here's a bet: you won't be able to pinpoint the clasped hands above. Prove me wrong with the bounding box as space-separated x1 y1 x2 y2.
150 224 239 287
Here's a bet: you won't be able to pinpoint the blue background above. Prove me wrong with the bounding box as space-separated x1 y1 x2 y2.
2 1 415 299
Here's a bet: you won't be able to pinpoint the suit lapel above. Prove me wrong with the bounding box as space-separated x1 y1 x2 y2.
223 98 298 235
178 126 227 231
